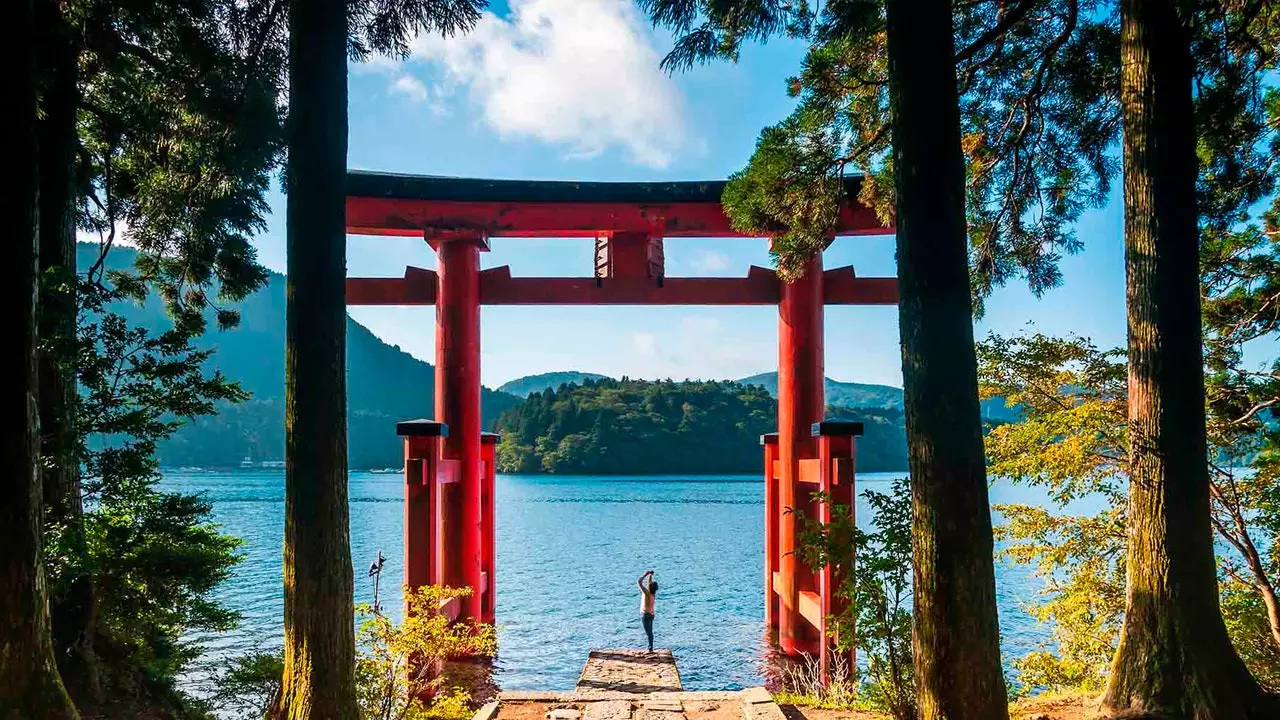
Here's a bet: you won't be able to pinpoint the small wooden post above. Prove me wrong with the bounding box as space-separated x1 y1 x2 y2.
762 433 780 634
399 420 448 594
812 420 862 684
480 432 499 625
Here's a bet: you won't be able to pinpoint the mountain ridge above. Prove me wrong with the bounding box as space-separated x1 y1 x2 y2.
80 244 520 469
494 370 1020 423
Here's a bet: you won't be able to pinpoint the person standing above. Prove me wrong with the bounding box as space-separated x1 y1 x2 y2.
638 570 658 652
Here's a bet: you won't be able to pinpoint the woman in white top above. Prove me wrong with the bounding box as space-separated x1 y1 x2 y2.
638 570 658 652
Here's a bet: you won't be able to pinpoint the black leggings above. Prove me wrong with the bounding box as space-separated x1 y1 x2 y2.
642 612 654 650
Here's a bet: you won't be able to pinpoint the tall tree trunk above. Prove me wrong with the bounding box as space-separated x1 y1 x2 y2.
273 0 358 716
0 0 80 716
884 1 1010 718
1101 1 1277 717
36 1 100 704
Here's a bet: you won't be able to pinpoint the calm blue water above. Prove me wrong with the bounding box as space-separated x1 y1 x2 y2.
162 471 1068 693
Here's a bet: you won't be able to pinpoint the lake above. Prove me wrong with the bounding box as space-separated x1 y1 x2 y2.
163 470 1076 696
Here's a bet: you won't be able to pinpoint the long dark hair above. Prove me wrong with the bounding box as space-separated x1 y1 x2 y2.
650 580 659 596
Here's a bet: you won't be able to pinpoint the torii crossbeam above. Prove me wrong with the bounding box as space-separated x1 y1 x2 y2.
344 170 898 676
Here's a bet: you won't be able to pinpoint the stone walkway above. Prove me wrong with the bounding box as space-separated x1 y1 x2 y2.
477 650 787 720
576 649 683 693
480 689 784 720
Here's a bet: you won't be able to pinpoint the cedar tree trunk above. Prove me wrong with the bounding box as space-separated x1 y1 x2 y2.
36 1 101 703
0 0 80 715
884 0 1010 718
1102 1 1277 716
273 0 358 716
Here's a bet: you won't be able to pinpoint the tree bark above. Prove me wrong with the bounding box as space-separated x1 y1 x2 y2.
0 0 80 716
273 0 358 716
36 1 101 703
1101 1 1277 717
884 1 1010 718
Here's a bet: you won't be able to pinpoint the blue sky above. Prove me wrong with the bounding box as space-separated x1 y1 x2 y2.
246 0 1129 389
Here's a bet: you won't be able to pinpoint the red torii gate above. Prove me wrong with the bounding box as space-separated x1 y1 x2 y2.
343 170 898 675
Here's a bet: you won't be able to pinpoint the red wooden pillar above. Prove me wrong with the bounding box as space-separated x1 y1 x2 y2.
776 254 825 655
399 420 447 593
813 420 861 682
435 236 485 620
762 432 780 633
480 432 499 625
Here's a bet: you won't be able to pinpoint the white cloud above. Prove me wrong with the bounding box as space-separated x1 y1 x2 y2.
391 75 429 103
632 331 659 357
407 0 688 168
689 249 731 274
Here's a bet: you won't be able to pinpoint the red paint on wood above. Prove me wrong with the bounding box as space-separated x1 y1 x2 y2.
404 439 439 592
346 266 899 306
763 435 779 632
435 238 484 621
480 439 497 625
776 256 825 655
346 196 888 238
798 458 824 485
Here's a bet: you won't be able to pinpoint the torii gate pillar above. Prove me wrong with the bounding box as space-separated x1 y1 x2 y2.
435 236 486 621
775 255 825 655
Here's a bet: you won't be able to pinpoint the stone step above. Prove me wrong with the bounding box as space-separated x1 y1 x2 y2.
576 649 684 693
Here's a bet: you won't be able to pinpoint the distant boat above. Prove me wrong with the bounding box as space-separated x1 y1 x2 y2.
239 457 254 469
260 460 286 469
369 467 403 474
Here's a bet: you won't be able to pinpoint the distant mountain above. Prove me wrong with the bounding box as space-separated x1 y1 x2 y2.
737 372 1020 423
737 373 903 410
80 245 520 469
497 371 612 397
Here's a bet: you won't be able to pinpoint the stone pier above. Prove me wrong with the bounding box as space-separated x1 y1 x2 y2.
576 649 683 694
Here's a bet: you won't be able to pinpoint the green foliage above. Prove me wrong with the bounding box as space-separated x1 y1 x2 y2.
1221 579 1280 692
41 267 248 705
73 0 287 333
973 8 1280 693
977 329 1280 694
493 377 908 474
644 0 1119 301
209 650 284 719
792 479 915 720
355 586 497 720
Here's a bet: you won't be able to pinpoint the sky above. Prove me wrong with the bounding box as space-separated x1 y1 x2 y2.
245 0 1131 389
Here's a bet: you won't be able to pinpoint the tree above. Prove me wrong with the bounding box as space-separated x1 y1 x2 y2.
1101 1 1274 715
30 0 288 706
793 480 915 720
976 331 1280 694
644 2 1105 713
355 586 496 720
276 0 359 713
0 0 79 714
36 0 97 702
275 0 484 715
62 263 248 713
883 1 1010 715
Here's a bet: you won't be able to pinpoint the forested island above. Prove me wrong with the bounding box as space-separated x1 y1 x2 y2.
493 377 909 474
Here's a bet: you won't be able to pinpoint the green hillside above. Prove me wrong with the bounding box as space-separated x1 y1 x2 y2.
737 372 1020 422
81 245 520 469
497 371 612 397
493 377 908 474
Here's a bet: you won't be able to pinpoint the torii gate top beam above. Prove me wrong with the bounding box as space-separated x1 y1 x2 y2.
345 171 891 238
